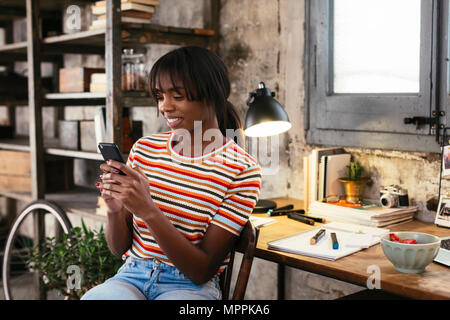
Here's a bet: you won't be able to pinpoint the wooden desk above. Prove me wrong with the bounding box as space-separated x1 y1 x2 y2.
254 197 450 300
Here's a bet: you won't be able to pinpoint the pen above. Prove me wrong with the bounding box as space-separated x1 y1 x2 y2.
331 232 339 250
287 212 315 226
310 229 326 245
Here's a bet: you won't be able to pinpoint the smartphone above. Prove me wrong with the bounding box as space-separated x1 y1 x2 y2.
98 142 126 175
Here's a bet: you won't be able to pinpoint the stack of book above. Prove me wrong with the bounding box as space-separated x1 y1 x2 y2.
308 200 417 228
90 0 160 30
303 147 349 211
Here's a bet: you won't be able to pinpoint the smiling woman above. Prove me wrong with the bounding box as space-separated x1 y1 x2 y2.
82 46 262 301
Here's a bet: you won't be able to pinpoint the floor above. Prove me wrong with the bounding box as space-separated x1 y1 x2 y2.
0 273 64 300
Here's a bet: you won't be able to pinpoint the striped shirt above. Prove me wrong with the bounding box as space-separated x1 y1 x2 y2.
123 131 261 274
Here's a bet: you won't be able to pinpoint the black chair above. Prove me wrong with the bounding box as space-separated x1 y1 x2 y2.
219 220 260 300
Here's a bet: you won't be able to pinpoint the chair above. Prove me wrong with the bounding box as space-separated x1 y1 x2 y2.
219 220 260 300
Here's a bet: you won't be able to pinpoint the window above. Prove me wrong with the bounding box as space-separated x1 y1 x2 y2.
305 0 449 152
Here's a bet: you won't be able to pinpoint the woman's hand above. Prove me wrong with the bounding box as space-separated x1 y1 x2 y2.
97 160 156 219
98 162 124 214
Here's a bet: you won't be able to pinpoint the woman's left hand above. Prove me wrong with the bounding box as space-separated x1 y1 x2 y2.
97 160 156 219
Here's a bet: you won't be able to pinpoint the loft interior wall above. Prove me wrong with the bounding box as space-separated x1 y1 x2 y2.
0 0 445 299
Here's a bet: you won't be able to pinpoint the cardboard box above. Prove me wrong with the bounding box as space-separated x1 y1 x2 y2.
0 150 74 193
80 120 97 152
59 120 80 150
59 67 105 93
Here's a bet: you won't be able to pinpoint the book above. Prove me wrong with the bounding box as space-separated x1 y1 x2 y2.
267 221 389 261
94 107 106 150
307 147 346 206
303 155 310 214
91 15 153 28
94 0 160 7
92 2 156 15
249 216 276 228
308 201 417 228
96 9 153 20
318 153 351 201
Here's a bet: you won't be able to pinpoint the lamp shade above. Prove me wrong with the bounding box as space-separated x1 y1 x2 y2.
244 82 291 137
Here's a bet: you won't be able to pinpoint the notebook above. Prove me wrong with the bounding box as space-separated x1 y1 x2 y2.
318 153 351 201
434 236 450 267
267 222 389 261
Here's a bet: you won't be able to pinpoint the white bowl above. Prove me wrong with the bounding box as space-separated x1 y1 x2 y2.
380 232 441 274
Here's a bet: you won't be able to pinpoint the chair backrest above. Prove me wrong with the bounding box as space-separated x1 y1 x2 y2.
219 220 260 300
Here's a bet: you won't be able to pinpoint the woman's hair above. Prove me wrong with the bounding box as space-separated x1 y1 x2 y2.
148 46 242 139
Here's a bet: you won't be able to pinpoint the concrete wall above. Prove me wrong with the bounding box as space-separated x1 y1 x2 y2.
1 0 446 300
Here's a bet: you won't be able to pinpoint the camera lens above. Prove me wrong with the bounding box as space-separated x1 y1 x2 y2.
380 193 398 208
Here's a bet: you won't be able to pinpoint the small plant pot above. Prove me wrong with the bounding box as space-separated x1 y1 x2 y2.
338 177 370 204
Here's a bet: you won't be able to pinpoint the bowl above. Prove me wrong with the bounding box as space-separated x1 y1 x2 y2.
380 232 441 274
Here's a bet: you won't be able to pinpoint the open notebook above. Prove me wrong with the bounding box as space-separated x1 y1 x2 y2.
268 222 389 261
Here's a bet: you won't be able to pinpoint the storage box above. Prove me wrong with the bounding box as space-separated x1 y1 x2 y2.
59 67 105 93
58 120 80 150
80 121 97 152
0 150 74 193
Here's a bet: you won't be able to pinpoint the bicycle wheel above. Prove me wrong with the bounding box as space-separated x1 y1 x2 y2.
2 200 72 300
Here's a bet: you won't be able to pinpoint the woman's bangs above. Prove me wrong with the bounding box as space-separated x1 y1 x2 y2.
149 53 201 102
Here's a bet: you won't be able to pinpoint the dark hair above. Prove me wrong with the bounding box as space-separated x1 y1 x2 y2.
148 46 242 138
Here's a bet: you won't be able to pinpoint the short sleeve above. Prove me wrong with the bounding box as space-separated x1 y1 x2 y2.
210 164 262 236
126 140 139 168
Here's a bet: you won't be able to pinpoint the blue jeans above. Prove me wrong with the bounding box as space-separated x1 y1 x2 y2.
81 256 222 300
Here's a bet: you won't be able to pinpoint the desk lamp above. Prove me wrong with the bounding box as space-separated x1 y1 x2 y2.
244 82 291 212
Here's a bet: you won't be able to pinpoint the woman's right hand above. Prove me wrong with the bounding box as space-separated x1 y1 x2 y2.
98 163 124 214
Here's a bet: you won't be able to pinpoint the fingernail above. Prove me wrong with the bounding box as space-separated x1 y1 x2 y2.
100 188 103 192
107 160 111 164
113 169 119 173
96 182 100 187
99 174 103 179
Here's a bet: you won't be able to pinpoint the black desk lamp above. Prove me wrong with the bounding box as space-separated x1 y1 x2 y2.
244 82 292 213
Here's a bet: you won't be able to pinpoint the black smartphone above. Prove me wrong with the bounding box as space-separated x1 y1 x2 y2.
98 142 126 175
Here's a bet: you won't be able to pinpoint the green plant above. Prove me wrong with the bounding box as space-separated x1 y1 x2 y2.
346 161 364 181
28 219 123 300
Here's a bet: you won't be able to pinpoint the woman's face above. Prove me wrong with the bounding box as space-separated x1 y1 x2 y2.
155 73 218 135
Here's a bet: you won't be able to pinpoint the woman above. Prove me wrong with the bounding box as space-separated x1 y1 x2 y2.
82 46 261 300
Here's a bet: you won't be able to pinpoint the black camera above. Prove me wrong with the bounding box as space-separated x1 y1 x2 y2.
380 185 409 208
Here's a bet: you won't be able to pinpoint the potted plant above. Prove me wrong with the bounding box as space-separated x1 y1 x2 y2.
338 161 370 204
28 220 123 300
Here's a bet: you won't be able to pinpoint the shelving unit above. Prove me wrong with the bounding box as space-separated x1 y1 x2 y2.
0 0 219 252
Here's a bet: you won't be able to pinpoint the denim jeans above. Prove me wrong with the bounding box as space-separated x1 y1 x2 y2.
81 256 222 300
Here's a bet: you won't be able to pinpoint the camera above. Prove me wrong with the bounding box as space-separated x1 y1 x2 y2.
380 185 409 208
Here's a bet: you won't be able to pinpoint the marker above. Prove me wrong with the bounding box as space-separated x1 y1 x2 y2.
331 232 339 250
272 209 306 215
310 229 326 245
267 210 289 217
287 212 315 226
266 205 295 215
273 210 325 223
272 204 294 212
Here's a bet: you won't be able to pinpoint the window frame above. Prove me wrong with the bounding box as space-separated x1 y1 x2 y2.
305 0 445 153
